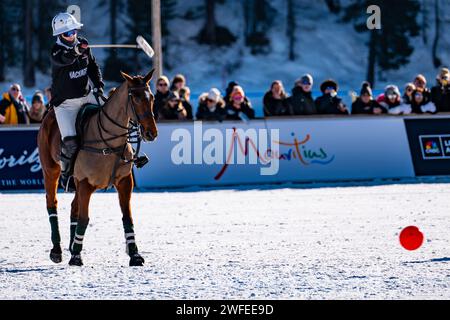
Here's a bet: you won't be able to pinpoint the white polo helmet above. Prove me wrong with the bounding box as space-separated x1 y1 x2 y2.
52 13 83 36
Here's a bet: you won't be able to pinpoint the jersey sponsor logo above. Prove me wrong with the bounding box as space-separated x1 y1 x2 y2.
69 67 88 80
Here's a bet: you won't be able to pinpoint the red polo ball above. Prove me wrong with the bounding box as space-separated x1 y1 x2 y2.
399 226 424 251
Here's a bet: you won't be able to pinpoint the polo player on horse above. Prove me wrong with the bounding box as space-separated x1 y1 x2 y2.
50 12 105 191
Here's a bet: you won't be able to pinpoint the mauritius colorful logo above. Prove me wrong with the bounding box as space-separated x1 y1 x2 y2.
273 133 335 165
214 131 335 180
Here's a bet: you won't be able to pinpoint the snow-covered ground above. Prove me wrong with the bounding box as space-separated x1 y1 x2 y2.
0 182 449 300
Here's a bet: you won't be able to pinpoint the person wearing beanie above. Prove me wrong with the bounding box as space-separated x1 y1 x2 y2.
159 91 188 121
154 76 171 120
225 86 255 121
289 74 317 115
224 81 239 103
196 88 227 122
376 85 402 112
410 88 436 114
351 82 384 115
402 83 416 104
263 80 290 117
28 92 46 124
315 79 349 115
431 67 450 113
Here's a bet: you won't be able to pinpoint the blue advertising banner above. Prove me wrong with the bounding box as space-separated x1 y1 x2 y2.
0 127 44 190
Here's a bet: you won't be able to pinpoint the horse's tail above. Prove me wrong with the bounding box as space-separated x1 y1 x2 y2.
38 109 62 180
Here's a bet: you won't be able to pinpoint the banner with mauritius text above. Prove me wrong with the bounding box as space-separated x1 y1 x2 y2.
134 117 415 188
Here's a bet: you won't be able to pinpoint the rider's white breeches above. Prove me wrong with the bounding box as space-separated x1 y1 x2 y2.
54 92 104 139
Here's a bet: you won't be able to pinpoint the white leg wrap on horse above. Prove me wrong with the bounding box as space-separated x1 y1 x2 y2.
125 233 135 239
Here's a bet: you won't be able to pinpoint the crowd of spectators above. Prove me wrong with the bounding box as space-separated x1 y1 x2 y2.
2 67 450 126
0 84 51 125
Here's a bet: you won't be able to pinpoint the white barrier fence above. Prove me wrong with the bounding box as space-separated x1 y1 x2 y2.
1 115 424 190
134 116 415 188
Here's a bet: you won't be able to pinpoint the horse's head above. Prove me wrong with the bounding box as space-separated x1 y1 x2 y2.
121 69 158 142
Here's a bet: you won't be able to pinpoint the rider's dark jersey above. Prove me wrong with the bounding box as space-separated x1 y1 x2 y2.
50 36 104 108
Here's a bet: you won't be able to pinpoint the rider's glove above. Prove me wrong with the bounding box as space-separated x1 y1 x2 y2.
74 39 89 56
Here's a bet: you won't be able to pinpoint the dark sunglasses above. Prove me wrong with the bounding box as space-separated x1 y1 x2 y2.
11 87 20 92
158 83 168 87
63 30 78 37
206 98 216 103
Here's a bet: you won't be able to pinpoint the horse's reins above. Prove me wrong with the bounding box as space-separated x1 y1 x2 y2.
80 86 153 188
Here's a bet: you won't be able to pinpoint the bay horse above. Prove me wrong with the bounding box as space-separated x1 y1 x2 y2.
38 69 158 266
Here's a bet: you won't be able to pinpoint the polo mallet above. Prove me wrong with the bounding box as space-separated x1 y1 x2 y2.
90 35 155 59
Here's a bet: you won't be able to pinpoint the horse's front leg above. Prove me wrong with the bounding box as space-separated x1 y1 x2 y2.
69 179 95 266
44 166 62 263
69 191 79 254
116 174 144 267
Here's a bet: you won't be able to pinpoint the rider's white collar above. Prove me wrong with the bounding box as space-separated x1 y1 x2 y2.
56 37 80 49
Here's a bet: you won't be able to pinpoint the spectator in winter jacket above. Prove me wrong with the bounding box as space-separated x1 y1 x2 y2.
170 74 186 93
410 88 436 114
315 79 349 115
0 84 30 125
402 83 416 105
288 74 317 115
351 82 384 115
154 76 170 120
263 80 290 116
28 92 46 124
431 67 450 113
179 86 193 120
196 88 227 122
377 85 402 113
224 81 239 103
226 86 255 121
159 91 188 121
413 74 429 92
223 81 251 105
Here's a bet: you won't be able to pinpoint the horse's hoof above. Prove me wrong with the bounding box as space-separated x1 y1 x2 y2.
129 254 145 267
50 249 62 264
69 254 83 266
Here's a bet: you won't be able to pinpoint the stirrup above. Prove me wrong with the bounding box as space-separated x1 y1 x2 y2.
135 154 149 169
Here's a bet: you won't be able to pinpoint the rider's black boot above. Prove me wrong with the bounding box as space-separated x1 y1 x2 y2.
60 136 78 192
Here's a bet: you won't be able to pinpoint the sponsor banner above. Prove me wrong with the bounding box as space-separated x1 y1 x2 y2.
405 117 450 176
0 116 417 190
0 127 44 190
135 117 415 188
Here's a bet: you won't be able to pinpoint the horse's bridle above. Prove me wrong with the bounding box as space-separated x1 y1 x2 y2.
81 85 155 164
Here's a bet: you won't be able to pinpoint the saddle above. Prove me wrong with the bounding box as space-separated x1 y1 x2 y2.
75 103 102 144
